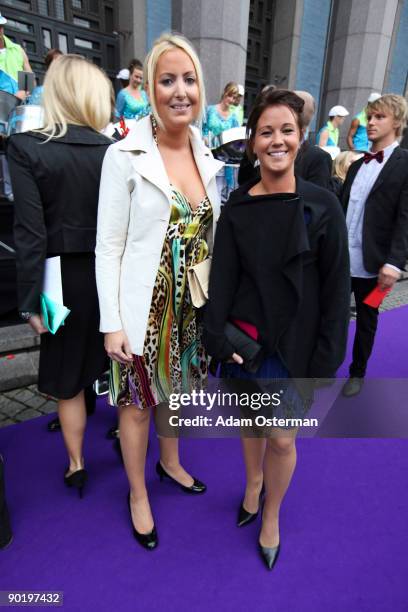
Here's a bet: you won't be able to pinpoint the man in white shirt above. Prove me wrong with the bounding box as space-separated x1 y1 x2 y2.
341 94 408 397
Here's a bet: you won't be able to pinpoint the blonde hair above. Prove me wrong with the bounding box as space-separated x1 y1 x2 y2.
143 32 206 130
221 82 239 101
333 150 363 182
39 54 113 139
367 94 408 138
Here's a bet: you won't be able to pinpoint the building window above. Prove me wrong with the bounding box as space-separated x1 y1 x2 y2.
5 19 34 34
42 28 52 49
23 40 36 53
58 33 68 53
105 6 114 33
38 0 49 15
385 0 408 95
295 0 333 132
54 0 65 20
88 0 99 13
71 0 82 8
106 44 115 69
257 1 263 22
74 37 99 50
73 16 98 29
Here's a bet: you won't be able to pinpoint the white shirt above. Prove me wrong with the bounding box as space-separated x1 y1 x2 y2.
346 140 399 278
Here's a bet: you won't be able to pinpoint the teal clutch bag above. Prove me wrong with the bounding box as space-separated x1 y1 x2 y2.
40 292 70 335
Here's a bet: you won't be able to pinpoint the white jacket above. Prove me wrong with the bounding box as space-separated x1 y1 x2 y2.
95 115 223 355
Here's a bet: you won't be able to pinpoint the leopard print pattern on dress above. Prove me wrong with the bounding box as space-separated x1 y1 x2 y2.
110 186 212 410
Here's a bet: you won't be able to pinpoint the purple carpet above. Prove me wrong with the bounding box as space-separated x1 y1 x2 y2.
1 307 408 611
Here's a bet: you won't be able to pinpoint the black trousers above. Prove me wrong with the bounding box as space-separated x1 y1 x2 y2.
0 455 12 548
350 276 379 378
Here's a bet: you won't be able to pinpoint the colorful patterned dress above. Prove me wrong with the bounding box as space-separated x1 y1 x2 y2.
110 188 212 409
202 105 240 148
114 88 150 121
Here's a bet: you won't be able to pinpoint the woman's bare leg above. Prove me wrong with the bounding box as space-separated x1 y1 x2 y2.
58 390 86 475
260 435 297 547
241 438 266 512
154 402 195 487
157 437 195 487
119 404 154 533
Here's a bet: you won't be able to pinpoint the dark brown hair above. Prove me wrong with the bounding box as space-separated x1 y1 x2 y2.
246 88 305 162
128 58 143 74
44 48 63 71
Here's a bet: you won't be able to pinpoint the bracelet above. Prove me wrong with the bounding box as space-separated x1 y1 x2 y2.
19 311 37 321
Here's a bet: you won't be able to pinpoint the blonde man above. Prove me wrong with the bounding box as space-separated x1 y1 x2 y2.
341 94 408 396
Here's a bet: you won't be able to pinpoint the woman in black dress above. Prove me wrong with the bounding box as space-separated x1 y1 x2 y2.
7 55 113 497
204 89 350 569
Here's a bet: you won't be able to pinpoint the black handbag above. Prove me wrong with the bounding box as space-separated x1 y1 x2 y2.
224 322 265 374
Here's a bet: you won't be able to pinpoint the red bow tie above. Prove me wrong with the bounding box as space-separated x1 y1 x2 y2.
363 150 384 164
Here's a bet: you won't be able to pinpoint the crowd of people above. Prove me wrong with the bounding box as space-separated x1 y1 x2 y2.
1 26 408 573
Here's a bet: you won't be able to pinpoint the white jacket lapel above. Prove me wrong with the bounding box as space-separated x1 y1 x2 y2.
117 116 172 200
117 116 223 212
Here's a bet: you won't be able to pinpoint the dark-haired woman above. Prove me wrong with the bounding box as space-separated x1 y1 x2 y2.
114 58 150 121
27 48 62 105
204 89 350 570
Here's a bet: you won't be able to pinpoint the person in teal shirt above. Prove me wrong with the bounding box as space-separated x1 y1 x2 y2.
114 58 150 121
317 105 349 147
203 82 240 193
229 83 245 126
347 92 381 151
27 48 62 106
202 82 240 147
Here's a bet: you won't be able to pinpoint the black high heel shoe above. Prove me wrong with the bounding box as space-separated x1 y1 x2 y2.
156 461 207 494
127 493 158 550
237 484 265 527
258 541 280 570
64 468 87 498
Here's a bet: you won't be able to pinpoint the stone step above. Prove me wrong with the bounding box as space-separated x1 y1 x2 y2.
0 324 39 355
0 324 40 391
0 351 39 392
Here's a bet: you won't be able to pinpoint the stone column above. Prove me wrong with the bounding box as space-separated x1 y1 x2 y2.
320 0 399 146
118 0 147 66
172 0 250 105
268 0 304 90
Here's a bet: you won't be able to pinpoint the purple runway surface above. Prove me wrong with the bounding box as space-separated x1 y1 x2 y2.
1 307 408 611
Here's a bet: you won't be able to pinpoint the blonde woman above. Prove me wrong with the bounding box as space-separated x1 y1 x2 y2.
96 33 222 550
330 150 363 196
7 55 113 497
202 81 240 147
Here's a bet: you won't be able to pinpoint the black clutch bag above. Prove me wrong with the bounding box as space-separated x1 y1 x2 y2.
224 322 265 374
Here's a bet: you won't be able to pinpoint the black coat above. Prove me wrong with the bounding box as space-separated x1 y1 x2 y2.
203 177 350 378
341 146 408 273
400 128 408 150
7 126 111 311
238 142 333 189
